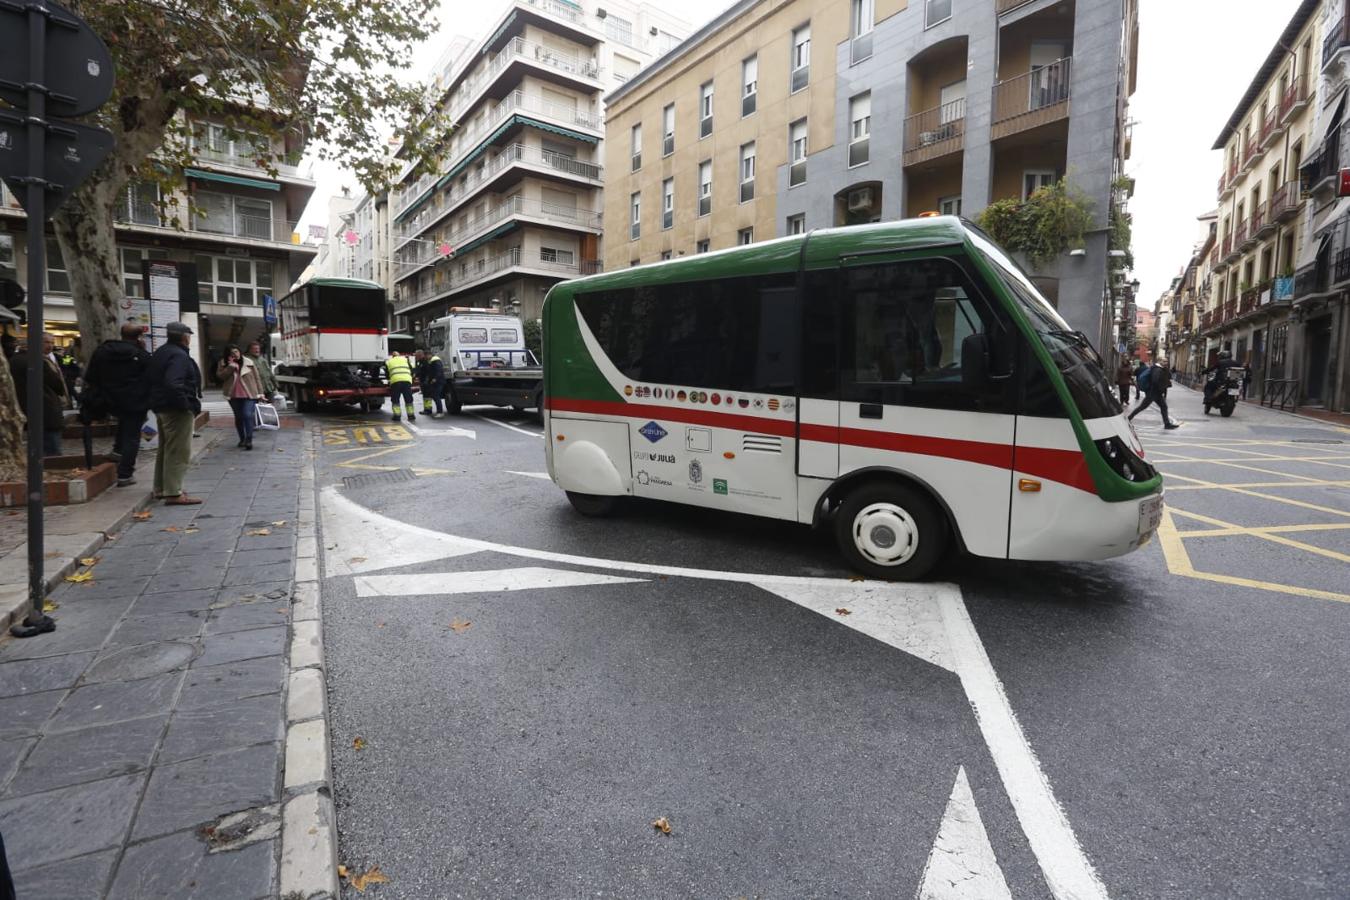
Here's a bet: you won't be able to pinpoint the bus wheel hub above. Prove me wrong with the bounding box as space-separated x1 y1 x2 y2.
853 503 918 566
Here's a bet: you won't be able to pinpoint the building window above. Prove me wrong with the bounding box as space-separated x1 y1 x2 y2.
662 177 674 230
631 123 642 172
848 93 871 167
630 192 641 240
787 214 806 235
738 228 753 245
0 234 14 283
630 258 641 268
698 160 712 217
700 81 714 138
789 119 808 186
120 181 161 226
925 0 952 28
663 104 675 156
740 142 756 202
604 13 634 47
851 0 874 63
696 239 710 254
194 254 272 306
540 246 575 266
791 25 811 92
660 250 673 261
120 246 170 297
938 195 962 216
193 191 273 240
742 56 758 117
46 239 69 294
1023 169 1058 199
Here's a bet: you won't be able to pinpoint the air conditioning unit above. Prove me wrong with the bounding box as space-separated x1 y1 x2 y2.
847 188 873 212
649 26 659 36
596 7 607 17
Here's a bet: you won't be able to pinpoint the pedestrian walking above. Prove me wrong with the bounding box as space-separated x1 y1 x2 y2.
216 344 266 451
145 321 203 504
246 340 278 400
386 349 415 423
1115 358 1134 407
83 323 152 486
1128 356 1179 429
9 331 68 456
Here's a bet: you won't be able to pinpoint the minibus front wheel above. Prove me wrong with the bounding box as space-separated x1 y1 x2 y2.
566 491 621 517
834 482 947 580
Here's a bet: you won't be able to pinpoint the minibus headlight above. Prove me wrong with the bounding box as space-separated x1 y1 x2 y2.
1094 437 1156 483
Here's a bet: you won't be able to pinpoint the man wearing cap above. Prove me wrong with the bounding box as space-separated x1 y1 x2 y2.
144 321 203 504
8 332 68 456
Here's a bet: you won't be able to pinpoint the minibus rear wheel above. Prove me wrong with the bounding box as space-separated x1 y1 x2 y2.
834 482 947 580
566 491 620 517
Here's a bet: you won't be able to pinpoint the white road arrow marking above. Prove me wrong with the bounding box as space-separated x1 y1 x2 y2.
508 471 552 480
917 767 1012 900
354 566 645 597
417 425 477 439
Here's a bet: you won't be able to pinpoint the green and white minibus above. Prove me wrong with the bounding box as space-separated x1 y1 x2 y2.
541 218 1163 580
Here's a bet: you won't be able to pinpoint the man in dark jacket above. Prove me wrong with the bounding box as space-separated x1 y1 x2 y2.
9 332 68 456
144 321 203 504
1128 356 1179 429
85 324 152 486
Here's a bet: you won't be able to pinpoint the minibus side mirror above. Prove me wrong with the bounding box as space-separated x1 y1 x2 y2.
962 333 991 389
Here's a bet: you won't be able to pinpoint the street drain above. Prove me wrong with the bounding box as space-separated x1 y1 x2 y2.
342 468 417 489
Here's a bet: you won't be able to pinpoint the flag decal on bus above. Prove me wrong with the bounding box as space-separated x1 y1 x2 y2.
639 421 669 443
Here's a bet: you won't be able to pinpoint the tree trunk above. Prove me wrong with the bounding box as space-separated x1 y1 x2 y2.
0 353 27 482
53 181 125 365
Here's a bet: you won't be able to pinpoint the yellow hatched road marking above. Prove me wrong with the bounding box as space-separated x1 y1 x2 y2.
1176 522 1350 538
1156 511 1350 604
1155 451 1327 483
1166 480 1350 491
1150 454 1350 463
1168 508 1350 565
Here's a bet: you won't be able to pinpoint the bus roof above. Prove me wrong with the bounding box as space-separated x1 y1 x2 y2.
297 276 384 291
551 217 972 296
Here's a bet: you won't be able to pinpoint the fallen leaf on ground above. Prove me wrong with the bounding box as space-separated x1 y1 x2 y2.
271 520 287 526
353 736 366 751
652 817 672 835
449 618 472 633
348 865 389 892
184 527 200 534
848 575 865 583
79 557 98 566
42 600 59 612
337 864 348 878
64 571 93 584
348 556 367 564
132 511 153 520
245 528 271 536
161 526 181 533
835 608 851 616
376 622 385 628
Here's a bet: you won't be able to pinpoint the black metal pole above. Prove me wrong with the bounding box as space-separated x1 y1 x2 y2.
20 0 54 635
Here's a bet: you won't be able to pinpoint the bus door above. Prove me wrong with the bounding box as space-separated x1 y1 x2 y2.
830 255 1017 560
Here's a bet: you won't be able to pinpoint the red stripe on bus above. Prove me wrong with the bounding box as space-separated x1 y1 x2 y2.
547 397 1097 493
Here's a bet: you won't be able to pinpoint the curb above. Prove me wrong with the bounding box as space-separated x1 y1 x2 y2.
279 428 340 900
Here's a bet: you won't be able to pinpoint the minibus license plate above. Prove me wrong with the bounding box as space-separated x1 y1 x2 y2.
1138 496 1163 534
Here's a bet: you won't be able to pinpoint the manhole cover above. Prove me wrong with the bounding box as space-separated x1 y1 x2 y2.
1291 439 1345 444
343 468 417 489
84 641 197 683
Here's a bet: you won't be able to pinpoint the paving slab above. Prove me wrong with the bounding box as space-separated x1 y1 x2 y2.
0 689 64 741
0 773 144 869
157 692 283 764
178 655 286 709
107 828 276 900
0 651 96 698
132 741 280 840
10 849 117 900
47 672 183 733
204 601 291 634
9 715 166 794
192 625 287 668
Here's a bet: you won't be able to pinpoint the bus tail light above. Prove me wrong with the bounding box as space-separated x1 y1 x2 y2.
1094 437 1156 483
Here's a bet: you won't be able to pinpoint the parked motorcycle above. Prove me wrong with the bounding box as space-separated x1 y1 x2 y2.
1203 366 1247 417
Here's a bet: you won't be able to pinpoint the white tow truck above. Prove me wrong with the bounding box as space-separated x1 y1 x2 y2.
422 309 543 415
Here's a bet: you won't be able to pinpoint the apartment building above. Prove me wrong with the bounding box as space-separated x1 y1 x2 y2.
1163 212 1217 375
389 0 691 329
601 0 1139 347
0 119 316 366
1204 0 1319 404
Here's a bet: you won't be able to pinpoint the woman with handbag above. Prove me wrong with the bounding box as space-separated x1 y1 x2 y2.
216 344 266 450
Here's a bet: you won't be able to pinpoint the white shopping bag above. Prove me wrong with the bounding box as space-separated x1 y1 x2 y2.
271 392 288 411
254 401 282 430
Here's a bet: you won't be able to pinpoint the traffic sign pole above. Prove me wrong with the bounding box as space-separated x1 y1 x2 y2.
19 0 55 635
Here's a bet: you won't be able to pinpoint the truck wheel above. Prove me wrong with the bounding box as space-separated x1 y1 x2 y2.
1203 404 1211 414
297 390 317 413
834 481 947 581
531 388 545 423
446 391 463 415
566 491 620 517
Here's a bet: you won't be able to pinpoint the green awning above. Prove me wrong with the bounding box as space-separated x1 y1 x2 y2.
455 222 517 257
185 168 281 192
438 115 599 187
484 11 518 50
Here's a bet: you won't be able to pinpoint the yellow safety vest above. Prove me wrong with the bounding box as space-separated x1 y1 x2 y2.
386 355 413 384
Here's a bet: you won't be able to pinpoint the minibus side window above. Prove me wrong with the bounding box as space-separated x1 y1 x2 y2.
800 268 839 399
840 258 1008 412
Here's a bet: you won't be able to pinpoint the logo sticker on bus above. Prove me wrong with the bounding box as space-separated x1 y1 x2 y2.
713 478 728 495
689 460 703 484
639 421 668 443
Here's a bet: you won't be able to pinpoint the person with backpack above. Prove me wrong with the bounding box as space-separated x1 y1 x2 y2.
1128 357 1179 429
83 323 152 486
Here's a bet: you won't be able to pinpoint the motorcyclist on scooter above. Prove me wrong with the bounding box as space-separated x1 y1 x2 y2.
1203 351 1241 399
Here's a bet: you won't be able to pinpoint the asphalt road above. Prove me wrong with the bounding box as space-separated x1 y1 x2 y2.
312 389 1350 899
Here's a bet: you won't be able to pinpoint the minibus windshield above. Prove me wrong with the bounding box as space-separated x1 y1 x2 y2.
966 230 1121 419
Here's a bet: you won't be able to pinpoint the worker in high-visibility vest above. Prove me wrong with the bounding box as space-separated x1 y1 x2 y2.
385 350 416 423
415 349 447 418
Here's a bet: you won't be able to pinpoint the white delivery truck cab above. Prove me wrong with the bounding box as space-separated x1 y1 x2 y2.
422 309 543 414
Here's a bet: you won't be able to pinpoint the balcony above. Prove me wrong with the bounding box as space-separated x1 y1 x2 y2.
114 203 304 249
191 144 314 184
447 35 600 124
1280 74 1311 123
1268 181 1300 223
393 246 586 313
992 58 1070 139
904 98 965 166
1218 172 1230 200
1259 109 1282 149
394 196 601 280
1221 233 1237 263
1324 17 1350 71
996 0 1033 13
1240 138 1261 173
1252 201 1277 240
1227 156 1240 188
1336 247 1350 285
1239 287 1259 315
1210 246 1221 271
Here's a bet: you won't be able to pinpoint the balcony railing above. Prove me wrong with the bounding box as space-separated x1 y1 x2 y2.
1242 138 1260 171
192 144 312 181
1268 181 1299 222
1227 156 1239 187
119 199 163 228
1239 288 1259 314
1221 234 1233 260
394 246 585 312
1210 246 1220 270
1324 17 1349 69
1259 109 1279 148
1218 172 1228 199
1252 201 1276 238
904 98 966 157
1280 74 1310 122
996 0 1033 12
521 0 582 25
992 58 1072 126
116 204 301 245
395 196 601 275
447 35 599 123
1233 220 1249 251
1335 247 1350 285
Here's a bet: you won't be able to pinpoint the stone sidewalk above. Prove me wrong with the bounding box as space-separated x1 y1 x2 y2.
0 423 323 898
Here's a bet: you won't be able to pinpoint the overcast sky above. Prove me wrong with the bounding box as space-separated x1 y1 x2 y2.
302 0 1306 310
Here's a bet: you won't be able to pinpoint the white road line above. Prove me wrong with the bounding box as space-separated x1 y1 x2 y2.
917 766 1012 900
507 471 552 480
937 593 1109 900
469 413 544 439
354 566 645 597
403 420 421 434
